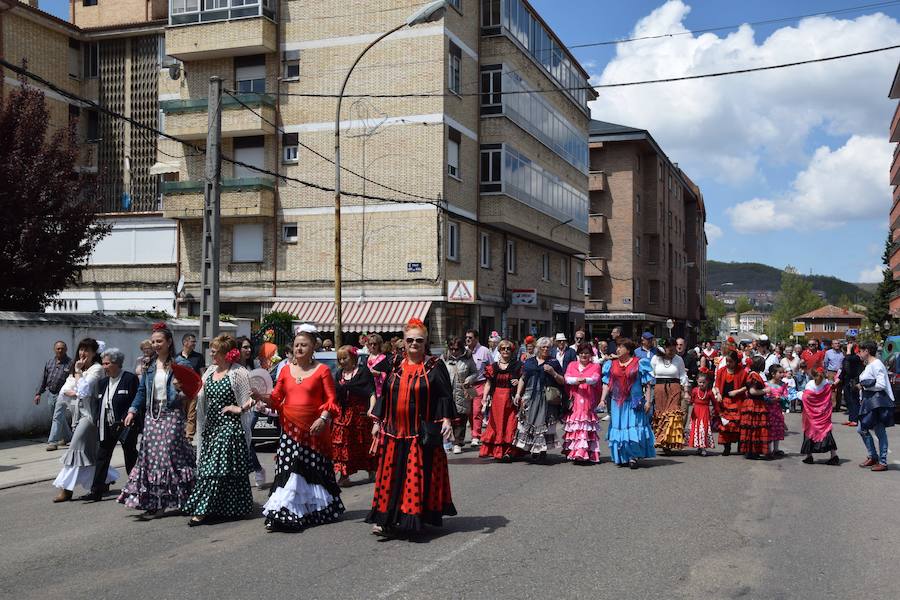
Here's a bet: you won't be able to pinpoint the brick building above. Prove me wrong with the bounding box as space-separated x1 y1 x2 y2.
889 61 900 315
793 305 863 342
584 120 707 343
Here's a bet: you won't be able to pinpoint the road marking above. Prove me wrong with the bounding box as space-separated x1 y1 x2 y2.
375 534 488 599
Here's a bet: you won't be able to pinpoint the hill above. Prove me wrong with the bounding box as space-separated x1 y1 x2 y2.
707 261 872 304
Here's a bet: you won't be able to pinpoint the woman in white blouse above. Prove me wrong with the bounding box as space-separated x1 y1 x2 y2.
649 338 690 454
52 338 116 502
780 348 800 374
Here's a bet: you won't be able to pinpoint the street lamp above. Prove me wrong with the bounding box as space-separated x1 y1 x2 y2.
332 0 448 347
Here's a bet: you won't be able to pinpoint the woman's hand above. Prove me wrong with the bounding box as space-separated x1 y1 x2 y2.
124 412 135 427
542 363 556 374
512 394 521 408
241 399 254 412
598 401 606 412
221 405 242 416
644 400 652 413
74 358 85 372
64 389 77 398
510 378 519 387
440 418 452 440
310 417 326 436
371 421 381 436
728 390 738 398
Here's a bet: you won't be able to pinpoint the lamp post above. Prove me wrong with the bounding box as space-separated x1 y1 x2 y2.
332 0 447 347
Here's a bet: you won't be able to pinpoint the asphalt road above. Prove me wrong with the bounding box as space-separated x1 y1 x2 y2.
1 413 897 600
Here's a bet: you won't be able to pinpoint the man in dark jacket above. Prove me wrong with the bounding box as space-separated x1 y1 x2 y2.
83 347 140 501
841 343 865 427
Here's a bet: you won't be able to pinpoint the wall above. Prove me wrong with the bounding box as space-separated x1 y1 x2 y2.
0 313 238 438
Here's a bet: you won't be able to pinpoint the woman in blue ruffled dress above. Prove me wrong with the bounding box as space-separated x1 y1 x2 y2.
599 337 655 469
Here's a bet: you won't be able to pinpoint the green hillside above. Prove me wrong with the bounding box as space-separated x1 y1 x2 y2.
707 261 871 304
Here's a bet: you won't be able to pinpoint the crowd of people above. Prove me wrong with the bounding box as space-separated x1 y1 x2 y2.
32 320 895 539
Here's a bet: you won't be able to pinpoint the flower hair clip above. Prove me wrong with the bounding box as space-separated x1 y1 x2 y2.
225 348 241 363
152 321 168 332
407 317 425 329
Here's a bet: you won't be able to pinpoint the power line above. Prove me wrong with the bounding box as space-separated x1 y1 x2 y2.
267 43 900 98
0 58 444 208
567 0 900 49
223 89 438 202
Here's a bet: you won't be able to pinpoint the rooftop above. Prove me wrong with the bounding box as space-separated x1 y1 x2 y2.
589 119 647 136
794 305 865 320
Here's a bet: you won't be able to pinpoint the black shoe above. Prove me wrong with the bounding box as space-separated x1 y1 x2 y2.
773 450 785 458
825 455 840 466
628 459 639 470
802 456 814 464
722 445 731 457
78 491 103 502
188 516 207 527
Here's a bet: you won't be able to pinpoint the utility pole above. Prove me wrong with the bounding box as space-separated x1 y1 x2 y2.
199 76 222 356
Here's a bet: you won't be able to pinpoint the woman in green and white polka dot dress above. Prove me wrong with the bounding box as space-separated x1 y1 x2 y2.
183 334 254 526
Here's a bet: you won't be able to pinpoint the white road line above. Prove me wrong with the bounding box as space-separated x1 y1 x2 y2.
375 534 488 599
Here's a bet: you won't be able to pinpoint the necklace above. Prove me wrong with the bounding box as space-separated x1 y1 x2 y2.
293 360 316 384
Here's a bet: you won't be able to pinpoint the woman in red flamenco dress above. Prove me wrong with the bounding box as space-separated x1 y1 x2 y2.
479 340 524 461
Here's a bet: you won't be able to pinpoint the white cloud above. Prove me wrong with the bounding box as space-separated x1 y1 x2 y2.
705 222 723 243
590 1 900 185
858 265 885 283
728 135 892 232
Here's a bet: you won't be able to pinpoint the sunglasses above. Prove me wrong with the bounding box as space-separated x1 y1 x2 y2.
405 337 425 345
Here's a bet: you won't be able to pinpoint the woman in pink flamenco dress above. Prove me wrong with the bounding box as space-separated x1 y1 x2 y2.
562 344 603 463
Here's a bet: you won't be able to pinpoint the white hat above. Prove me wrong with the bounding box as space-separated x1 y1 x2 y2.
296 323 318 336
759 334 769 342
554 333 567 342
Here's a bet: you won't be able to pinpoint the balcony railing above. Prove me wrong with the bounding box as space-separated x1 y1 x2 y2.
160 92 275 115
169 0 276 26
162 176 275 195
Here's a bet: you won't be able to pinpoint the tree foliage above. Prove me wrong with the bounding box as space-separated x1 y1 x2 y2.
700 293 726 341
0 83 109 311
734 295 754 315
767 266 826 342
865 234 896 332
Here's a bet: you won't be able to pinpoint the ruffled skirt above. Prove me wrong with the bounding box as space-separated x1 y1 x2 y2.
738 398 769 455
117 409 196 511
652 383 685 450
800 432 837 454
480 387 522 459
767 401 785 441
718 397 742 445
606 401 656 464
182 418 253 518
687 404 716 449
366 435 456 532
53 465 118 492
262 433 344 531
331 399 377 477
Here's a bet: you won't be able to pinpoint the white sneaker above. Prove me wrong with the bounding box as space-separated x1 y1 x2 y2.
452 444 462 454
470 438 481 447
254 467 266 488
601 415 610 421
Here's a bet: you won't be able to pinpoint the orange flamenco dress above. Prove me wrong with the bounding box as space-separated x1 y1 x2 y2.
714 366 746 446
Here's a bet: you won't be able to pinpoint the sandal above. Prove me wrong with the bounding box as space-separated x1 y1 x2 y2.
188 516 207 527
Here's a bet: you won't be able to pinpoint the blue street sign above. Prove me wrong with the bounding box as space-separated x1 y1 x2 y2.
407 262 422 273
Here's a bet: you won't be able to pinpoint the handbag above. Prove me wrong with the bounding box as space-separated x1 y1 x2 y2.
544 385 562 406
418 420 444 448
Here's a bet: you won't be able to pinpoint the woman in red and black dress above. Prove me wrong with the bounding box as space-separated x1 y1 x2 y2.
739 356 771 460
480 340 524 461
366 319 457 537
332 345 377 486
713 351 746 456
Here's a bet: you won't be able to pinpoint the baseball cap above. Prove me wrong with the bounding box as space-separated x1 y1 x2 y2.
641 332 654 340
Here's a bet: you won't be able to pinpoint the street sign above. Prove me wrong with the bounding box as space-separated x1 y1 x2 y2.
407 262 422 273
792 322 806 335
622 297 632 305
846 328 859 337
511 289 537 305
447 279 475 303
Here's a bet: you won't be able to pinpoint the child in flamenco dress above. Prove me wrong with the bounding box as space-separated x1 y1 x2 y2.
687 372 717 456
764 364 787 458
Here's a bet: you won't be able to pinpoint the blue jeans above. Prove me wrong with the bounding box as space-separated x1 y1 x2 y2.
858 422 889 465
47 392 72 444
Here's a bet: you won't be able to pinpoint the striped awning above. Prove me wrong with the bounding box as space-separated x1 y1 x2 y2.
270 300 432 333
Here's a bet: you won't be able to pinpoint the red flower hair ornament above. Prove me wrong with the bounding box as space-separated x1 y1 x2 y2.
407 318 426 330
225 348 241 363
152 321 169 332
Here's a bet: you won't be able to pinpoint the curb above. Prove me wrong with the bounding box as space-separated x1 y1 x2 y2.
0 462 126 492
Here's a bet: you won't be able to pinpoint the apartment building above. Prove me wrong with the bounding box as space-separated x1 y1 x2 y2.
584 119 707 342
141 0 595 342
889 61 900 315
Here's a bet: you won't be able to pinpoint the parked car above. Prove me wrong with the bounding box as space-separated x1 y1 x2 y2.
250 351 339 446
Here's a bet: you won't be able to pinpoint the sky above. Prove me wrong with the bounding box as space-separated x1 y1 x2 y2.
40 0 900 283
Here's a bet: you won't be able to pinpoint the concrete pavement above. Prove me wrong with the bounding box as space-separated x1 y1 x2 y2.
0 413 897 599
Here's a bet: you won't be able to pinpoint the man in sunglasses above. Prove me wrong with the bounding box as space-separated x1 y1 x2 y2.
465 330 493 447
801 338 825 373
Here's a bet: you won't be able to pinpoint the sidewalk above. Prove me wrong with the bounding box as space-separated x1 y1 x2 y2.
0 438 125 490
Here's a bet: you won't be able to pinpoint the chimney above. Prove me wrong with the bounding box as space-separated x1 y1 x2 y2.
19 0 39 8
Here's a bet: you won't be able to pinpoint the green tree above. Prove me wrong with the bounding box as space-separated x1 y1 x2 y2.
865 233 896 331
0 83 109 310
767 266 825 342
734 295 754 315
701 293 726 340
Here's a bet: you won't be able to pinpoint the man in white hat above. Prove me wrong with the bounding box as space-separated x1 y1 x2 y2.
554 333 577 371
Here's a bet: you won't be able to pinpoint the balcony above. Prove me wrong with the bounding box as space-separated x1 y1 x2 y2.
161 176 276 219
588 213 607 235
161 93 275 140
589 171 605 192
166 0 277 60
585 299 608 312
584 256 607 277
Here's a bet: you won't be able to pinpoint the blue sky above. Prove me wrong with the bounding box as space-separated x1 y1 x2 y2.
41 0 900 282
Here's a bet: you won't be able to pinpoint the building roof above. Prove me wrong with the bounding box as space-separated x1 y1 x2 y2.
890 61 900 99
588 120 647 136
794 305 865 320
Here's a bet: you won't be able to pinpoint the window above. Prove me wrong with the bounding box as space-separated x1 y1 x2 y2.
235 55 266 94
83 0 98 6
541 253 550 281
506 239 516 274
480 146 502 192
479 232 491 268
635 278 641 299
804 321 812 332
447 221 460 261
560 258 568 286
448 0 461 10
233 136 265 178
480 68 502 110
635 236 641 256
635 193 640 214
482 0 501 27
68 104 80 123
171 0 199 14
448 127 461 178
448 43 461 94
584 277 591 296
86 110 99 142
283 50 300 80
576 264 583 290
824 322 837 332
282 132 298 163
83 43 99 79
68 39 81 79
282 224 298 243
232 224 264 263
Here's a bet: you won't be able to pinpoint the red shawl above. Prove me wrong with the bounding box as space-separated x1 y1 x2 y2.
801 381 833 442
